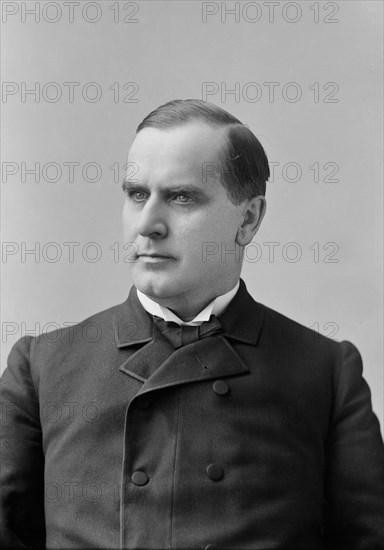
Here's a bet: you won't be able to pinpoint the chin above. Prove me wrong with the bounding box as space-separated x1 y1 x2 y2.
133 272 178 299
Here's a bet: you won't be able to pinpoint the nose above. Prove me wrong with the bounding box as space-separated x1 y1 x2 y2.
137 197 167 239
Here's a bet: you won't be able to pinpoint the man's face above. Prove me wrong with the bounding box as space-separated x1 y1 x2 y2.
122 122 247 309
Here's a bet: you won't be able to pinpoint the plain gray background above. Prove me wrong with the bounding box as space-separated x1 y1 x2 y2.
1 0 383 429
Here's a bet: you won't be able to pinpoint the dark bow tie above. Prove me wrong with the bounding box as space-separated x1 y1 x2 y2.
152 314 224 349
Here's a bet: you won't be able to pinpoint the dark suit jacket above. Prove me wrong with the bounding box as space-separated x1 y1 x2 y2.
1 279 383 549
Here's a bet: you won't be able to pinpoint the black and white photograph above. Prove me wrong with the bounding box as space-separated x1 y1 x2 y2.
1 1 383 549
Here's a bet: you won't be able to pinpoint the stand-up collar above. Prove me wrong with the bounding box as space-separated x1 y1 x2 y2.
114 278 264 348
136 281 240 326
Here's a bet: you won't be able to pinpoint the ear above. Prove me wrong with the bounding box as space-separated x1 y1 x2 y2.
235 196 266 246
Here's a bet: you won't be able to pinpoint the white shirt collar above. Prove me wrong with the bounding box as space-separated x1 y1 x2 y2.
136 281 240 326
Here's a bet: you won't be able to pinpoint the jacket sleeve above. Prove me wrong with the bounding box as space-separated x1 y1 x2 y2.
0 337 46 549
324 340 384 550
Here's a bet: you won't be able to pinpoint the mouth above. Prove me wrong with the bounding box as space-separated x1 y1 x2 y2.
138 253 174 259
136 253 176 263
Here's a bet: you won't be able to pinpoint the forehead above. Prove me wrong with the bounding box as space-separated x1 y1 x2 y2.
128 122 226 181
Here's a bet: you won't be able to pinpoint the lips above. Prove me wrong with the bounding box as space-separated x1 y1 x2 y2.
137 253 175 259
136 253 175 260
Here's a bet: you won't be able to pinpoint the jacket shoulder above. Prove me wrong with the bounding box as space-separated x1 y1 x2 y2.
38 301 123 351
8 300 127 370
257 300 341 350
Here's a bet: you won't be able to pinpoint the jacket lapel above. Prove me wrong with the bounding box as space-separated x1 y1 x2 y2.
113 278 264 390
136 335 248 395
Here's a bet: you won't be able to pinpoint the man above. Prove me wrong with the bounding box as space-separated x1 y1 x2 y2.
1 99 383 550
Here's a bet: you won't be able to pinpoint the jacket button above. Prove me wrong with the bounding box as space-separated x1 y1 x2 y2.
135 396 151 409
213 380 229 395
206 463 224 481
131 471 149 486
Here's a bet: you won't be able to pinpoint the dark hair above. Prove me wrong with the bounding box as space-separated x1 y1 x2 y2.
136 99 269 205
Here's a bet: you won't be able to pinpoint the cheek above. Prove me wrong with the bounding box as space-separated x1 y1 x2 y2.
121 204 128 225
122 219 131 241
176 218 236 264
204 210 239 243
122 207 136 238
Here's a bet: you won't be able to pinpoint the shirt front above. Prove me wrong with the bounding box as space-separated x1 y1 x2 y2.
136 280 240 326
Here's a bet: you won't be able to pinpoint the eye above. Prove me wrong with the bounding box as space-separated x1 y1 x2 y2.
173 194 193 204
127 191 147 202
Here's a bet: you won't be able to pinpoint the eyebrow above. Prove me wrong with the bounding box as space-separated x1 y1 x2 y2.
121 179 209 199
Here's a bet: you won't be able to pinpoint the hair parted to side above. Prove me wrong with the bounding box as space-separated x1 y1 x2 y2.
136 99 270 205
